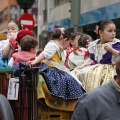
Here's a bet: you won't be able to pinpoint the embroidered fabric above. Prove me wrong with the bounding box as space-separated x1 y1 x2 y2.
0 40 9 57
68 47 89 67
88 38 120 63
43 40 69 71
42 40 64 60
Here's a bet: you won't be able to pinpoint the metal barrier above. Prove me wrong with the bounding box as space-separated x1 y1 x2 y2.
0 68 12 97
0 66 73 120
0 67 39 120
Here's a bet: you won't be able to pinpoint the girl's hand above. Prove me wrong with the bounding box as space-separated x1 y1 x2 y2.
75 64 86 71
104 43 119 57
27 60 36 66
9 37 18 50
104 43 113 52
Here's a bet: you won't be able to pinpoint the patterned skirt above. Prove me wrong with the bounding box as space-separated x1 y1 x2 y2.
75 64 116 91
12 63 85 100
39 64 85 100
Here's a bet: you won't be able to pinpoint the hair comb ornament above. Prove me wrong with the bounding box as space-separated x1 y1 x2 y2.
94 25 99 34
86 38 91 43
58 27 65 38
54 26 61 29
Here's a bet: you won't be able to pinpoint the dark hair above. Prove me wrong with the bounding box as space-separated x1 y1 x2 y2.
36 49 43 56
10 20 22 30
71 32 82 40
51 28 71 40
20 35 38 51
97 20 115 31
78 34 93 48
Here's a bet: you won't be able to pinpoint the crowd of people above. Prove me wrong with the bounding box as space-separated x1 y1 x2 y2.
1 19 120 119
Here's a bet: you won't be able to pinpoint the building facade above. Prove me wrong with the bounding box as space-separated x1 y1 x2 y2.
38 0 120 48
0 0 38 37
0 0 18 33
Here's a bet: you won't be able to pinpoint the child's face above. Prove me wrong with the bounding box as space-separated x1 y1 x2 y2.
71 35 81 48
63 39 70 50
99 23 116 43
7 21 19 33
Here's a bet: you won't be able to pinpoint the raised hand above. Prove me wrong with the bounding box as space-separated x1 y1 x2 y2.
9 36 18 52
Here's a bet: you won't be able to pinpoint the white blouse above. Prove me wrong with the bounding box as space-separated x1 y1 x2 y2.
42 40 65 61
88 38 120 63
0 39 9 57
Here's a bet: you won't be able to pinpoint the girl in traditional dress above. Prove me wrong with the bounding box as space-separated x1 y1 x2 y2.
28 28 85 100
64 32 82 69
68 34 93 70
75 19 120 91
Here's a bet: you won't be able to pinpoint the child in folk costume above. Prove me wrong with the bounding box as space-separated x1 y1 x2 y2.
64 32 82 69
75 20 120 91
71 53 120 120
8 35 38 67
68 34 93 70
28 28 85 100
